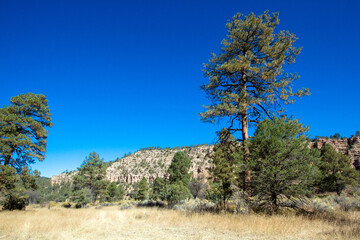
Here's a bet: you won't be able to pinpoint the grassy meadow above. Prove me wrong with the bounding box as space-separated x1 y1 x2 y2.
0 205 359 240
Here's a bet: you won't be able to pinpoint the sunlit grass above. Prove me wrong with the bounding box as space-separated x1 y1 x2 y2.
0 205 359 239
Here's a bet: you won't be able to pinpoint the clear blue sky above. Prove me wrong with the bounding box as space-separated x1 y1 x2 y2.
1 0 359 177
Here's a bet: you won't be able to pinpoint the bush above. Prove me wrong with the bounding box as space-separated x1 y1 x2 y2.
119 200 138 210
333 195 360 211
166 182 192 203
172 199 216 213
62 202 72 208
2 195 27 210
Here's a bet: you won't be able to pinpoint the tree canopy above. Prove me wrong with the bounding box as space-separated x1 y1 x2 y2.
209 129 242 203
168 151 191 186
72 152 108 203
0 93 52 210
249 117 320 213
318 144 358 195
0 93 52 171
200 11 308 142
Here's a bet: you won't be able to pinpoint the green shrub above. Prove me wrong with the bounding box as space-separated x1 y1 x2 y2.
2 195 27 210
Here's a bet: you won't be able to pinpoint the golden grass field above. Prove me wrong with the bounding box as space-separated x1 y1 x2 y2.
0 205 359 240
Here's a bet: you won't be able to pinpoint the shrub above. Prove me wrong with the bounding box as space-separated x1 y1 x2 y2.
62 202 72 208
2 195 27 210
172 199 216 213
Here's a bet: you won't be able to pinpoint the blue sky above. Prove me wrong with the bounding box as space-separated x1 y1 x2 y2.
1 0 359 177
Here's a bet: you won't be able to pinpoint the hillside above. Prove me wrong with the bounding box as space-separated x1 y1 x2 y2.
51 136 360 186
51 144 213 186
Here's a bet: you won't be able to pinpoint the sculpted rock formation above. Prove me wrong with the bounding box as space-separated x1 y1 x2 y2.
106 145 213 185
51 137 360 186
310 136 360 170
51 145 213 186
50 171 78 185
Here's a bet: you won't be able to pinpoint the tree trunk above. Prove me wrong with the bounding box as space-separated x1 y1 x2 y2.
241 75 251 198
4 148 14 166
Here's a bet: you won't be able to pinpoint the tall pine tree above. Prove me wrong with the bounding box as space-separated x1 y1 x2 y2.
200 11 309 191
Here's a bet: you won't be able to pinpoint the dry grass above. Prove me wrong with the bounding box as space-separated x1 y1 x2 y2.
0 205 359 240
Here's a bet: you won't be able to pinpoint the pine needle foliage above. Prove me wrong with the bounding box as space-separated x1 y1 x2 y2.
249 117 320 213
200 11 309 140
318 144 358 195
0 93 52 171
72 152 108 203
209 129 242 203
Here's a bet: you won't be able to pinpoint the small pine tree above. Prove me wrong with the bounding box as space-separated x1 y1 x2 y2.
136 177 149 201
71 188 92 208
166 181 192 203
114 185 125 201
249 117 320 213
150 177 166 201
72 152 107 203
209 129 242 204
318 144 358 195
168 151 191 186
330 133 341 139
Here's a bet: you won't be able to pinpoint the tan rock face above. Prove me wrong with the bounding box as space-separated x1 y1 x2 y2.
51 137 360 186
105 145 213 185
50 171 78 185
51 145 213 186
309 136 360 169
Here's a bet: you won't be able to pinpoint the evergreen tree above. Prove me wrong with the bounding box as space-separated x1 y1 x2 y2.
209 129 242 204
136 177 149 201
249 117 320 213
106 182 117 201
71 188 92 208
165 181 192 203
0 93 52 169
72 152 107 203
200 11 309 191
168 151 191 186
150 177 166 201
106 182 125 201
318 144 358 195
330 133 341 139
0 93 52 209
114 184 125 201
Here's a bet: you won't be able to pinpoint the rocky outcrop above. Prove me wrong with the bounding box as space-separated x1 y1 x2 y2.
51 137 360 186
309 136 360 169
105 145 213 185
50 171 78 185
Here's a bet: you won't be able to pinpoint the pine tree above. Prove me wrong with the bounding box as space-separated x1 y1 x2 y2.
318 144 358 195
72 152 107 203
166 181 192 203
0 93 52 169
209 129 242 204
168 151 191 186
136 177 149 201
0 93 52 210
200 11 309 191
150 177 166 201
249 117 320 213
106 182 125 201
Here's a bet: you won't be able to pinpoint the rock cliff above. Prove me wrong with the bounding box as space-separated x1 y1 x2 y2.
51 145 213 186
51 137 360 186
309 136 360 169
106 145 213 185
50 171 78 185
